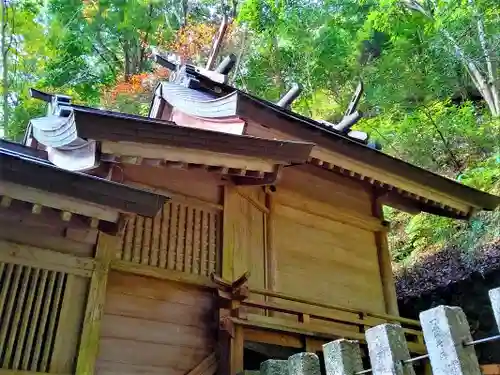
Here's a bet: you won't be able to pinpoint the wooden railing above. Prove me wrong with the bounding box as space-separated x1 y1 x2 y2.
242 288 425 353
214 274 425 354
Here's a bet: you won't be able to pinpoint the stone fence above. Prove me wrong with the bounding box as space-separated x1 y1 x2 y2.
256 287 500 375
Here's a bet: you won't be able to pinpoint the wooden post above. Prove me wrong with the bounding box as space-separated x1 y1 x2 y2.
231 325 245 375
372 194 399 316
265 189 277 292
75 232 115 375
222 185 235 281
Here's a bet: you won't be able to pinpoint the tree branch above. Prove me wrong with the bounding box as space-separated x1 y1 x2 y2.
401 0 499 116
420 105 463 174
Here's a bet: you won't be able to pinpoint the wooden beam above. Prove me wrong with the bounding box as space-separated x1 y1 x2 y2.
243 327 302 348
310 148 473 213
110 259 215 289
101 141 277 173
75 233 115 375
0 181 119 223
0 240 95 277
250 287 419 327
231 326 244 375
127 181 223 211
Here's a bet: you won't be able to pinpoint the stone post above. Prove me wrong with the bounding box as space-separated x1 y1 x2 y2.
365 324 415 375
420 306 481 375
489 287 500 332
260 360 288 375
322 339 363 375
288 353 321 375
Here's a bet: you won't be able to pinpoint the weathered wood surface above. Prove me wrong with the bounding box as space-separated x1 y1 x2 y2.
0 260 87 373
95 271 216 375
0 240 95 277
115 201 220 277
272 195 385 313
76 233 115 375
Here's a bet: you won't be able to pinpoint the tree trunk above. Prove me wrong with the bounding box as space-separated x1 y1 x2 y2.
1 0 10 131
403 0 500 117
124 40 131 82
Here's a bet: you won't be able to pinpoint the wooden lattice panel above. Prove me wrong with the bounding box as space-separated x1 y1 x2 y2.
117 202 220 276
0 263 66 372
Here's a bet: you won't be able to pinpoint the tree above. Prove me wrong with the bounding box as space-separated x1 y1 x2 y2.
1 0 14 131
401 0 499 117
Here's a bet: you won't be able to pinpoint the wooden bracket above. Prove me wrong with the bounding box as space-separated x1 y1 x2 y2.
219 314 235 337
232 165 284 186
211 272 250 302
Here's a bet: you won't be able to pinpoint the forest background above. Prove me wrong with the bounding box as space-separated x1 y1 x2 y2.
1 0 499 279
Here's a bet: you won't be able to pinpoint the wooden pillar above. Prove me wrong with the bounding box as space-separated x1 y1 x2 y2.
372 194 399 316
265 188 277 292
231 325 245 374
222 185 235 281
75 232 115 375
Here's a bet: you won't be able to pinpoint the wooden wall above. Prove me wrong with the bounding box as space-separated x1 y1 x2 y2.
272 191 385 312
272 168 385 312
96 271 216 375
222 167 390 314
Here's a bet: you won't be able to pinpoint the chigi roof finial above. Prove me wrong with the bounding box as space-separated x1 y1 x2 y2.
277 83 303 109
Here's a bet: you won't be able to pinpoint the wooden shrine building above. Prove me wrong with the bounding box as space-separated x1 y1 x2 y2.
1 56 500 375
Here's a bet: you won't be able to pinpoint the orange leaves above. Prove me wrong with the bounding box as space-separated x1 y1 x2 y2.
168 21 219 63
108 69 168 98
102 68 169 111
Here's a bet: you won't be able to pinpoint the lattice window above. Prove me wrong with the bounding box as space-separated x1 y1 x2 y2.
0 263 66 372
0 260 87 374
117 202 221 276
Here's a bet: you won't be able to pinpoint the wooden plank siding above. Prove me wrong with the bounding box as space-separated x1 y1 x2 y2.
96 271 216 375
272 189 386 313
115 202 221 277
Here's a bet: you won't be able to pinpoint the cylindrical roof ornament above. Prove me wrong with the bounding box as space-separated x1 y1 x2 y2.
277 83 303 109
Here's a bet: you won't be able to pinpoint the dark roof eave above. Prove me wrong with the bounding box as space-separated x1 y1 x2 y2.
0 140 167 217
234 93 500 211
70 106 314 164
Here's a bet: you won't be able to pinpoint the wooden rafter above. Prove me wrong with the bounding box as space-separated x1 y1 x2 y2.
306 158 470 217
0 181 119 223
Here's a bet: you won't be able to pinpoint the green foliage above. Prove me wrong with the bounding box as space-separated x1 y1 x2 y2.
3 0 500 266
